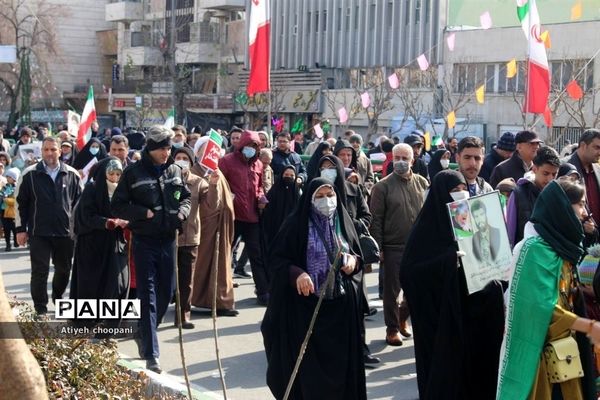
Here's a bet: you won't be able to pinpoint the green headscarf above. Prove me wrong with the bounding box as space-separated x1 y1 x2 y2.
530 180 584 265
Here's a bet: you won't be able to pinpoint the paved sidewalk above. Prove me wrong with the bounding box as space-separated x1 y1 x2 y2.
0 248 418 400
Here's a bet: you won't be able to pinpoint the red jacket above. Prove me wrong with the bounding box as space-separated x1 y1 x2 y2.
219 131 264 223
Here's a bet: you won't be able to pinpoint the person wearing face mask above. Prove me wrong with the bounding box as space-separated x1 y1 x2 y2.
370 143 429 347
261 178 366 400
59 140 78 167
172 147 203 327
190 137 237 317
427 149 451 181
219 130 270 305
70 157 129 324
72 137 107 171
399 170 505 400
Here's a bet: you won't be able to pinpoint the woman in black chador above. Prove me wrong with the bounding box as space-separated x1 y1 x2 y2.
399 169 505 400
70 157 129 303
261 178 366 400
262 165 300 244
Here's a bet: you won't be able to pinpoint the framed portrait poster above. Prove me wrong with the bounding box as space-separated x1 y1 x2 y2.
447 191 512 294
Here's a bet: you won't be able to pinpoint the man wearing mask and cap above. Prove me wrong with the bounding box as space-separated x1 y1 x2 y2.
479 132 516 182
111 125 191 374
390 133 428 180
490 130 542 188
219 130 270 305
370 143 429 346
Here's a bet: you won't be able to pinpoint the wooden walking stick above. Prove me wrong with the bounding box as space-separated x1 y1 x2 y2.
174 235 193 399
211 231 228 399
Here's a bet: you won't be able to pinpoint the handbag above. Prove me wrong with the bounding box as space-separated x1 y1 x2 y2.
542 336 584 383
356 220 380 265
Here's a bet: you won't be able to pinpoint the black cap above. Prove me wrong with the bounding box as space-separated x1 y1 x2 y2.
515 130 543 144
404 134 424 146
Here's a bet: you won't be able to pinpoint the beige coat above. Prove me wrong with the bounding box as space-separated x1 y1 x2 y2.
190 164 235 310
178 170 202 247
370 171 428 251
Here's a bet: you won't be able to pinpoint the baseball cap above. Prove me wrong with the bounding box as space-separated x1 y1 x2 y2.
404 134 424 146
515 130 543 144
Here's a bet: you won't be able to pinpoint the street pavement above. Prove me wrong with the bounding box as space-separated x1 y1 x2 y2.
1 246 418 400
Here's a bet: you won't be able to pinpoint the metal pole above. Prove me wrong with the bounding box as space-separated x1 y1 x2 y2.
211 231 228 399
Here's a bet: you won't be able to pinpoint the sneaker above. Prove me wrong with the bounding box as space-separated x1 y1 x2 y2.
233 269 252 279
146 358 162 374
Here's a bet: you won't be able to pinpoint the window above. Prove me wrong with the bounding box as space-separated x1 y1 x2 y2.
369 4 376 30
315 11 319 33
337 8 342 31
550 59 594 91
415 0 421 24
323 10 327 32
486 64 495 93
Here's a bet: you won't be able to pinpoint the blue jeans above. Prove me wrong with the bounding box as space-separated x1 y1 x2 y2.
133 235 176 359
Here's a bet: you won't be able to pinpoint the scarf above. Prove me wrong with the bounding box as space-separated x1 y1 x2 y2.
306 209 336 293
531 181 584 265
106 180 118 200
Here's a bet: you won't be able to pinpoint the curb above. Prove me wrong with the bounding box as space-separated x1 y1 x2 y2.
118 355 223 400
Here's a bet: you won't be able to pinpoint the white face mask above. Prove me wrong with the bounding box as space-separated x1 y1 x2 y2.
320 168 337 182
312 195 337 218
450 190 470 202
175 159 190 170
440 159 450 169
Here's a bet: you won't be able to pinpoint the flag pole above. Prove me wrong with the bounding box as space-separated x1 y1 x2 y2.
525 0 533 131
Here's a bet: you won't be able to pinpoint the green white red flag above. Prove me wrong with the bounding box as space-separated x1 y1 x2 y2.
516 0 550 113
247 0 270 95
200 129 223 171
77 86 96 150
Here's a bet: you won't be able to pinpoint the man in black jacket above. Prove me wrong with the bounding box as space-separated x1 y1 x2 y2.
480 132 515 182
490 130 541 188
568 129 600 227
15 137 82 315
111 125 191 374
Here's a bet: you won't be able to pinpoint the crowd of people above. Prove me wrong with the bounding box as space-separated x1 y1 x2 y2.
3 119 600 399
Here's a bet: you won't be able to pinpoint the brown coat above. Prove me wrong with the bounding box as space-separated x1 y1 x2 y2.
190 164 235 310
178 170 203 247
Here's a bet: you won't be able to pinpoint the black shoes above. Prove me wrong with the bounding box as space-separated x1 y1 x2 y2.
364 353 381 368
365 307 378 317
146 358 162 374
233 268 252 279
174 321 195 329
216 309 239 317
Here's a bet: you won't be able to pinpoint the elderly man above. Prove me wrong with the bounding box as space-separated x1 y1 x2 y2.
348 132 374 187
490 130 542 188
370 143 429 346
109 135 131 167
480 132 516 182
456 136 493 196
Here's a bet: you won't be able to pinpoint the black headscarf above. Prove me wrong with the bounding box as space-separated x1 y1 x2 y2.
427 149 450 181
558 162 581 180
316 154 348 206
530 180 584 264
263 165 300 242
306 141 333 182
72 138 107 170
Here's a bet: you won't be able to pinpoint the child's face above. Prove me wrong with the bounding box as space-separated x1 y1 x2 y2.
6 176 14 184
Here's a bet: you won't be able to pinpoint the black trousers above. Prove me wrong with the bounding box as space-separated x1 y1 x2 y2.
176 245 197 322
29 236 74 313
1 217 16 247
233 221 269 297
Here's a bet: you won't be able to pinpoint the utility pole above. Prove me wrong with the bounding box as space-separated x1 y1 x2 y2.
170 0 177 123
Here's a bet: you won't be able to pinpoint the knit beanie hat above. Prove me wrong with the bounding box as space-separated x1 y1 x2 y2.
145 125 174 151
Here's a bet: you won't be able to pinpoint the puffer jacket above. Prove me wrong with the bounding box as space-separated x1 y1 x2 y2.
219 131 264 223
111 149 191 238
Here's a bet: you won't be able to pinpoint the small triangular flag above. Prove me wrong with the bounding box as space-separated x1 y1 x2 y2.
480 11 492 29
424 132 431 151
338 107 349 124
447 111 456 129
361 92 371 108
447 33 456 51
314 123 324 139
541 30 551 49
476 85 485 104
566 80 584 100
388 73 400 89
506 59 517 78
417 54 429 71
571 2 582 21
543 106 553 127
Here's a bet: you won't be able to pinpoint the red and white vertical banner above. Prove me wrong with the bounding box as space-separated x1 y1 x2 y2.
247 0 270 95
77 86 96 150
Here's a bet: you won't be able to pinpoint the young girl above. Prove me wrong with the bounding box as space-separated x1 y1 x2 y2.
0 168 20 251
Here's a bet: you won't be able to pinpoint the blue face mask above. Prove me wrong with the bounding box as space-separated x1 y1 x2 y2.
89 147 100 156
172 142 184 149
242 146 256 159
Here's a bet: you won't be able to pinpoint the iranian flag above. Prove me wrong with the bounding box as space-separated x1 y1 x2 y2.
164 108 175 128
517 0 549 113
247 0 270 95
77 86 96 150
